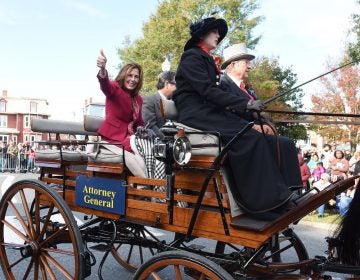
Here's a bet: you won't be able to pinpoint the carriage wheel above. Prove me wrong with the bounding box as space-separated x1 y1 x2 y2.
215 228 310 275
133 250 234 280
111 224 160 272
0 180 85 280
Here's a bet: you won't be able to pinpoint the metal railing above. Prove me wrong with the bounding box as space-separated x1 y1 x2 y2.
0 153 38 173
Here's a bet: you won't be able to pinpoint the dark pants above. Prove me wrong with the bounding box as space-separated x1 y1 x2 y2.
224 130 299 213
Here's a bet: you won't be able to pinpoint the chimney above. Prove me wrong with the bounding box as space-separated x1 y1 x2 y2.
2 90 7 97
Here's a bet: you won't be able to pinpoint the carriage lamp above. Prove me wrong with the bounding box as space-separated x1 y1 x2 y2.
173 130 191 166
153 128 192 166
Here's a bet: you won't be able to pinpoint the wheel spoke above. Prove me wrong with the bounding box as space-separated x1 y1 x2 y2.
41 251 73 280
39 260 47 280
1 218 30 243
174 264 182 279
19 189 36 239
7 255 27 270
38 204 55 242
39 224 70 247
150 271 161 280
199 273 206 280
23 256 34 279
34 191 41 240
33 257 39 280
127 244 135 263
39 254 57 280
8 200 33 239
42 247 75 257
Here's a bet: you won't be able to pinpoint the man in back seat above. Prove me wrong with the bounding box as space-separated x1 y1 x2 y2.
173 17 301 215
142 71 177 139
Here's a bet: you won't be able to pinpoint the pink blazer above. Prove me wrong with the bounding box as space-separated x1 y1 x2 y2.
97 73 144 152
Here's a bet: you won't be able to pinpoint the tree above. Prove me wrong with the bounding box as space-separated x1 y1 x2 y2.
348 0 360 61
311 56 360 152
249 57 307 140
118 0 262 93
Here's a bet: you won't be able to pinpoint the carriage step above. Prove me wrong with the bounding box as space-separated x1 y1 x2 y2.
119 216 159 227
89 244 110 252
230 215 272 232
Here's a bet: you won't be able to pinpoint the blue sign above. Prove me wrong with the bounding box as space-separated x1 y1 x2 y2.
75 175 125 215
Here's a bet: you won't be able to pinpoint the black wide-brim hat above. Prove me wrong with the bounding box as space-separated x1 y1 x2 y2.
184 17 228 51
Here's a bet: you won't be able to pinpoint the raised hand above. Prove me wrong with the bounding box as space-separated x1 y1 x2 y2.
97 49 107 70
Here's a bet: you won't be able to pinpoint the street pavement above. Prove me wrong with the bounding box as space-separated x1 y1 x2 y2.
0 173 351 279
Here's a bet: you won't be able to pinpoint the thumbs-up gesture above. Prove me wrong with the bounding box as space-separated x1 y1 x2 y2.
97 49 107 70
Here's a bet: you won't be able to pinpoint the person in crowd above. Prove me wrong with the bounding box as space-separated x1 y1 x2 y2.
321 144 333 170
298 153 311 189
0 141 5 172
142 71 177 139
329 150 349 181
348 151 360 176
27 148 36 172
307 153 320 174
337 186 356 217
173 17 300 215
220 43 301 187
312 162 326 182
96 50 147 177
313 173 332 218
7 140 17 173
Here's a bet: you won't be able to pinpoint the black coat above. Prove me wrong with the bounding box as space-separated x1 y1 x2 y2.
174 47 294 213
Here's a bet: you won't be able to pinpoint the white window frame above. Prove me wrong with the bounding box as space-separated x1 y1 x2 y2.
0 100 6 113
0 115 7 127
24 115 30 128
30 102 37 113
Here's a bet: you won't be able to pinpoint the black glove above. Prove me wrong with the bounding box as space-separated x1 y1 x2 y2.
246 100 264 111
136 126 157 139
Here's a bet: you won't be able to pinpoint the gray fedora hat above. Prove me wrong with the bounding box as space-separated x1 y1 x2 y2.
221 43 255 69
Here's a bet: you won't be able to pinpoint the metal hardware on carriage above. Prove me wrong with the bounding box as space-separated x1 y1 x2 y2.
153 121 192 224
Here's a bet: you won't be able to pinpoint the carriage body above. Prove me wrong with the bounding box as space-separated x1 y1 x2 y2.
0 114 359 279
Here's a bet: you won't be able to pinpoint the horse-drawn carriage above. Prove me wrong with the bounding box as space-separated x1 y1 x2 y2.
0 102 359 279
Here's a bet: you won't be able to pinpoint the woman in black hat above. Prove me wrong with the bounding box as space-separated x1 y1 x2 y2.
173 17 301 216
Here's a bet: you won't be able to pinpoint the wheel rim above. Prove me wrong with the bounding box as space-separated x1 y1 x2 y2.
0 180 84 279
215 228 309 276
136 256 227 280
111 224 159 272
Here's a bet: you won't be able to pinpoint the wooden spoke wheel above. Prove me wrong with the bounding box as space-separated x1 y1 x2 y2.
133 250 234 280
215 228 310 276
111 224 160 272
0 180 86 280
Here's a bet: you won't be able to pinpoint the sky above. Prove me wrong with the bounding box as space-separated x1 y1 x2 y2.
0 0 358 120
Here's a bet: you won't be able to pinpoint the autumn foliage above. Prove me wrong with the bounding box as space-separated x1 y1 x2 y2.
311 57 360 151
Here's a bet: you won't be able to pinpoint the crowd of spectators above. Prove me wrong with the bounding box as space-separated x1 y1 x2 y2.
0 140 37 173
298 143 360 218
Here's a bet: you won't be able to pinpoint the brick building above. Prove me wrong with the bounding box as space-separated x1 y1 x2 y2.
0 90 50 145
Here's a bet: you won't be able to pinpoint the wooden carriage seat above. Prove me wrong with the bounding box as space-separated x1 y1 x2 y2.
82 115 126 174
31 118 96 167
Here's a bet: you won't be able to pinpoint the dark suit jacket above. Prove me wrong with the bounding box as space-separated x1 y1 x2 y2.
97 72 144 151
142 93 165 139
220 73 254 121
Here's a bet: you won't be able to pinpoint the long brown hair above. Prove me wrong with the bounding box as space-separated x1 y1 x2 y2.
115 62 143 95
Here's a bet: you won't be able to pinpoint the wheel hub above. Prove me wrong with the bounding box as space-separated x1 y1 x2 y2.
20 241 39 258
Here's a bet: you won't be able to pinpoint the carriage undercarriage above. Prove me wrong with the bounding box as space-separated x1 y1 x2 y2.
0 117 359 279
